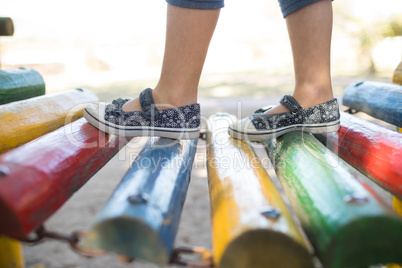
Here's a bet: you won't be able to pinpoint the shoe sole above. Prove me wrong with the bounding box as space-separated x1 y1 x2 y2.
228 121 340 142
83 108 200 140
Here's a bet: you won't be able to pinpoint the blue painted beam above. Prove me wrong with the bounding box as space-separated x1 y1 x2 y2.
343 81 402 127
82 137 198 264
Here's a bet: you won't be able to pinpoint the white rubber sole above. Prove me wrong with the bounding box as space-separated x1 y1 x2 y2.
83 108 200 140
228 121 340 142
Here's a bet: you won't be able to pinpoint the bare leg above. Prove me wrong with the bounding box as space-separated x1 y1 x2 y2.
267 0 333 115
122 5 220 112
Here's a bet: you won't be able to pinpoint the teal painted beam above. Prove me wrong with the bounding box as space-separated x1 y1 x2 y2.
0 68 45 105
343 81 402 127
82 137 198 264
263 132 402 268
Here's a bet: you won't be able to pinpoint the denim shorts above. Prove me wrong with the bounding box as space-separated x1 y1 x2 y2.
166 0 327 17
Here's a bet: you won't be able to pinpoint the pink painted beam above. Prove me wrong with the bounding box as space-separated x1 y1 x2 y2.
0 118 129 239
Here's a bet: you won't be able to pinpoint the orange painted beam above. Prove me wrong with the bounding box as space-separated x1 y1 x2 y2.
0 88 98 153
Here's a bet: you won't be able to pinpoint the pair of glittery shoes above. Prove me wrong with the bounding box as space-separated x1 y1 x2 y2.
83 88 340 141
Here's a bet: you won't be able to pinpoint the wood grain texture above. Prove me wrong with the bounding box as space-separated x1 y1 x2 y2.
0 17 14 36
0 88 98 153
0 118 129 239
82 137 198 264
343 81 402 127
207 113 313 268
393 61 402 85
314 112 402 198
0 68 45 105
263 132 402 268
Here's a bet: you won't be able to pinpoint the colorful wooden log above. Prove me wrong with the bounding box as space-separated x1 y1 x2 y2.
0 68 46 105
343 81 402 127
0 118 129 239
393 61 402 85
314 112 402 198
0 236 24 268
0 88 98 153
263 132 402 268
206 113 313 268
0 17 14 36
82 137 198 264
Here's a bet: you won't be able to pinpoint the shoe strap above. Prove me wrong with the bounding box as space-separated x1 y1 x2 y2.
139 88 159 120
254 105 273 114
280 95 304 114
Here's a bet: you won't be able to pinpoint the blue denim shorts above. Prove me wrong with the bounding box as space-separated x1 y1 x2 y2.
166 0 326 17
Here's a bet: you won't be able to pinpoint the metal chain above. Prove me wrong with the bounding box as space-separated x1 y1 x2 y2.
171 246 214 267
22 225 106 257
22 225 214 267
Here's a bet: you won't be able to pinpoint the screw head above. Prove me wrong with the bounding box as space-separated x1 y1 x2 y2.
343 194 368 204
127 193 149 205
0 165 10 177
260 206 281 220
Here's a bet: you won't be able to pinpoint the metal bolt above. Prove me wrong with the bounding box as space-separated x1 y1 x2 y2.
127 193 149 205
343 194 368 205
0 165 10 177
354 81 364 87
260 206 281 220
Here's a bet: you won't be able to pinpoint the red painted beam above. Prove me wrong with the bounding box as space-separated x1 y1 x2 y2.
315 112 402 198
0 118 129 239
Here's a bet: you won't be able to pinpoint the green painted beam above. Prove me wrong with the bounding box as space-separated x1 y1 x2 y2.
263 132 402 268
0 68 45 105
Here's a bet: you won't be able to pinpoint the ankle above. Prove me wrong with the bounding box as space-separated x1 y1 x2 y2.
293 86 333 109
153 87 197 109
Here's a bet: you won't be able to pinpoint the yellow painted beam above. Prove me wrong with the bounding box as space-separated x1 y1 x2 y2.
0 235 24 268
206 113 313 268
393 61 402 85
0 88 98 154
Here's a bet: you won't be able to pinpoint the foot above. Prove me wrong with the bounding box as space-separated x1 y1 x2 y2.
121 88 197 112
83 88 200 140
228 95 340 141
264 94 334 115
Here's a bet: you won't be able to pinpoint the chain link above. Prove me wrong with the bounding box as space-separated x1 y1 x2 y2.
22 225 214 267
23 225 106 257
171 246 214 267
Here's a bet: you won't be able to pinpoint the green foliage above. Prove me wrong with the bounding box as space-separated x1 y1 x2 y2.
382 15 402 38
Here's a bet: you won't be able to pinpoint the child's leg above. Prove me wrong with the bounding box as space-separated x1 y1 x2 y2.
266 0 333 115
122 4 220 112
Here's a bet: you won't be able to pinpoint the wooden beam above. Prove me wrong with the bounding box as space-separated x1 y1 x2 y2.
263 132 402 268
207 113 313 268
0 88 98 154
314 112 402 198
0 236 24 268
393 61 402 85
0 17 14 36
0 118 129 239
343 81 402 127
0 68 45 105
82 137 198 264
